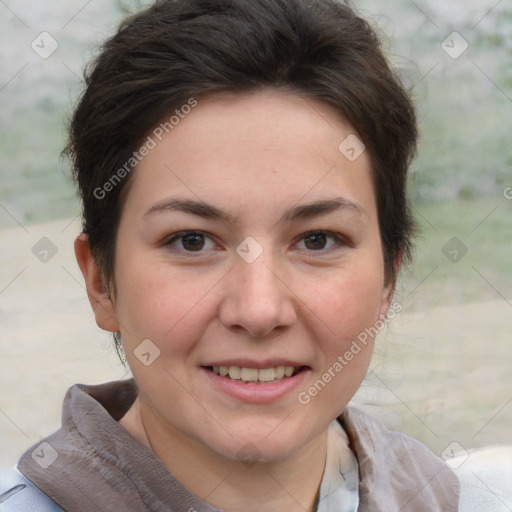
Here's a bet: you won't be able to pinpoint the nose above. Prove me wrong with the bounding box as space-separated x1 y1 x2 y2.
218 256 297 338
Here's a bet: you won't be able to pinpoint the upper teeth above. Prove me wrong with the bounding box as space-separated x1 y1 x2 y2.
212 365 296 382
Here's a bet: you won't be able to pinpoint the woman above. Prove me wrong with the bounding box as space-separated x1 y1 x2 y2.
1 0 461 510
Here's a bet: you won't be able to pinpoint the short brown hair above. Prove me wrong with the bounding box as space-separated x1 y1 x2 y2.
66 0 418 352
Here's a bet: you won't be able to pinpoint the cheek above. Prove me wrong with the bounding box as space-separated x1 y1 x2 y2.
296 268 383 414
304 264 385 342
113 260 219 353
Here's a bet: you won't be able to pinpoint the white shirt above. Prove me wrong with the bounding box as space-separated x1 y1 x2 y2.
317 420 359 511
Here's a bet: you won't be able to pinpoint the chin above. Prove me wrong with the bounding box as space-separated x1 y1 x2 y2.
202 415 319 464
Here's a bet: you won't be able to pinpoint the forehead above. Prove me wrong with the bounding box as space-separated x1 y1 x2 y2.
124 89 377 223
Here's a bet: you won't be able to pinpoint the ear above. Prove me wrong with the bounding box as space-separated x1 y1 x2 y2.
74 234 120 332
378 251 403 320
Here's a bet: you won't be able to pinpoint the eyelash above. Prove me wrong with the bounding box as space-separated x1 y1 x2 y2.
163 230 349 256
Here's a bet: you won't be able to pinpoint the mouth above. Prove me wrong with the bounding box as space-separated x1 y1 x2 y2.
200 359 311 403
203 365 308 384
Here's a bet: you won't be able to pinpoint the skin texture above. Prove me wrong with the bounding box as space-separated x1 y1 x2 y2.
75 89 395 512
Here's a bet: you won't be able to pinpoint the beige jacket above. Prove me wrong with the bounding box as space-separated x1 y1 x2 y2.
15 379 460 511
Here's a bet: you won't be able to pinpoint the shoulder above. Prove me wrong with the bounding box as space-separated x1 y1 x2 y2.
0 469 64 511
340 407 512 512
339 406 460 512
340 405 447 466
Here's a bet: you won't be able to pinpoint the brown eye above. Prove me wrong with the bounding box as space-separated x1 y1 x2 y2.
304 232 328 250
165 231 217 253
295 231 344 253
181 233 205 251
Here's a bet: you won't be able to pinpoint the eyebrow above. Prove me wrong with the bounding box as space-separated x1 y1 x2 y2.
143 197 367 224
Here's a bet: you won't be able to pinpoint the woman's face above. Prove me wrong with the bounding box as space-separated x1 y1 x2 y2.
109 89 393 462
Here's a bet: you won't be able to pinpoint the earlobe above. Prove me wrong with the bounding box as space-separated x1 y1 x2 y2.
378 252 402 320
377 282 394 322
74 234 120 333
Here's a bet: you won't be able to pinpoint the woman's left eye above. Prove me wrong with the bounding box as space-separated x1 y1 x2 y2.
295 231 342 251
164 232 217 252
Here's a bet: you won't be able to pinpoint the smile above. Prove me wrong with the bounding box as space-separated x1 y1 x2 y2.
202 364 310 403
209 365 300 383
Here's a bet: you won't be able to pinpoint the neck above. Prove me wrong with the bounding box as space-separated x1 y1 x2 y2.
120 397 328 512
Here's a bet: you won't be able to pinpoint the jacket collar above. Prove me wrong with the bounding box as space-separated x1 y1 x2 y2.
340 406 460 511
18 379 459 511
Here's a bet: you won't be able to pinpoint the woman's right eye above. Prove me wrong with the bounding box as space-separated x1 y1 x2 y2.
164 231 218 253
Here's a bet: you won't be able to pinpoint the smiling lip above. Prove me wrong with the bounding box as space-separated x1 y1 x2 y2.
200 363 310 404
203 359 307 369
